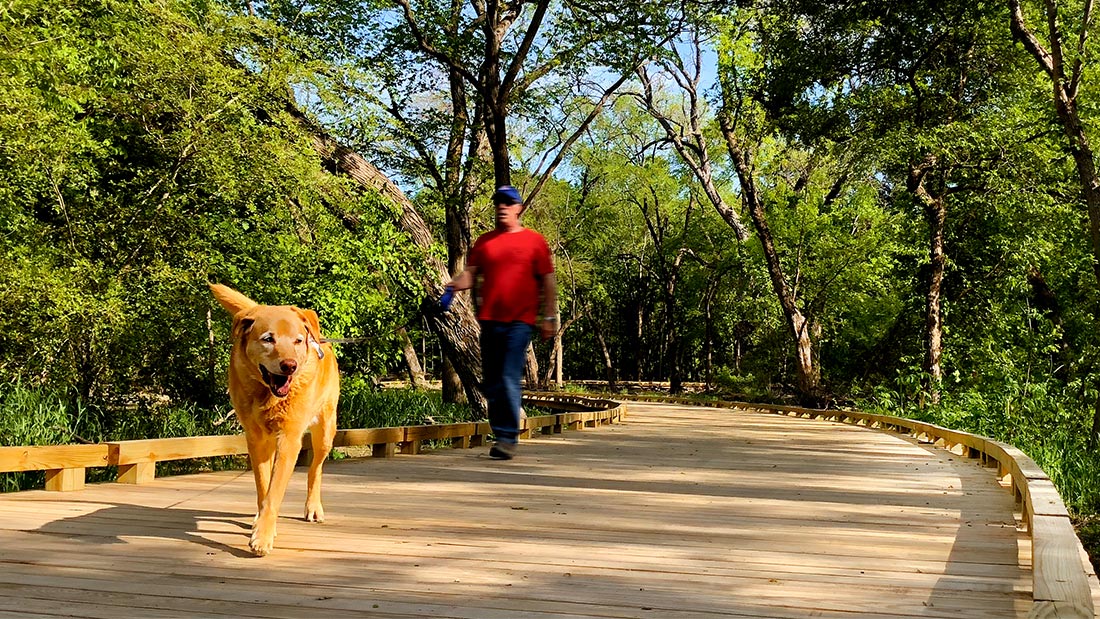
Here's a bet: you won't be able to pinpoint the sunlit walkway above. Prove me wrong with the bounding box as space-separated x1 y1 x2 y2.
0 401 1029 618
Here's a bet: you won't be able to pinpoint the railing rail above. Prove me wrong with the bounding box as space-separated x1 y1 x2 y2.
0 394 625 490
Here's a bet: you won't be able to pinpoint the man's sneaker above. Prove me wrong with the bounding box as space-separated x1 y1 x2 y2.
489 442 517 460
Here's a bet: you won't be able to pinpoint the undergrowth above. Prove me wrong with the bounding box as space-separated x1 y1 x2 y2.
1 379 486 492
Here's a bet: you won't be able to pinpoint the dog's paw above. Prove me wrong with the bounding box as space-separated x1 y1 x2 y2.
249 525 276 556
305 502 325 523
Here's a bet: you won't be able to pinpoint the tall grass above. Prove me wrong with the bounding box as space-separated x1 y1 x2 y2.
338 377 475 428
1 378 480 492
0 382 103 491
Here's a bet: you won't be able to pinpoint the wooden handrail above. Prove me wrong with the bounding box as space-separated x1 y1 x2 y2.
0 393 625 486
597 392 1099 619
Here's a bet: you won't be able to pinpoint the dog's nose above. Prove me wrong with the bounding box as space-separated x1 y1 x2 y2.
280 359 298 374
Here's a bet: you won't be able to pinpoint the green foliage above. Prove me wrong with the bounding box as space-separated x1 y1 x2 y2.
338 378 474 428
0 0 424 413
0 381 97 447
713 368 767 400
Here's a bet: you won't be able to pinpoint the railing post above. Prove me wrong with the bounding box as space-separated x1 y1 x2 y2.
117 462 155 485
44 467 84 491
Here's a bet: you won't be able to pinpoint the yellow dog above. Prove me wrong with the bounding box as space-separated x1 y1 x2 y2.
210 284 339 556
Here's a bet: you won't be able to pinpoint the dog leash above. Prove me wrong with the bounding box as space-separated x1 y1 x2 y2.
319 315 427 345
319 337 376 344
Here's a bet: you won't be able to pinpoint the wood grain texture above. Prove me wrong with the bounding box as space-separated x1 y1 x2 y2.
0 402 1053 618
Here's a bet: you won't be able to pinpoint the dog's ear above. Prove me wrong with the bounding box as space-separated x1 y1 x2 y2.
209 283 258 317
233 317 255 345
295 308 325 359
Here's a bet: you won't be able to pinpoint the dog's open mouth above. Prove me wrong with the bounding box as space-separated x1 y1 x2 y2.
259 365 294 398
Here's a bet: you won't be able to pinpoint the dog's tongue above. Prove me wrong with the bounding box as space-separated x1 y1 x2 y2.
273 375 292 397
262 367 293 398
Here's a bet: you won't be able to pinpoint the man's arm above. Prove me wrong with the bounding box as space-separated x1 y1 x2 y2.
539 272 558 340
447 265 478 291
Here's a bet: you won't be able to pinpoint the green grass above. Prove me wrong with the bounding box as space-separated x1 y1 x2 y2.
0 379 482 492
338 378 476 427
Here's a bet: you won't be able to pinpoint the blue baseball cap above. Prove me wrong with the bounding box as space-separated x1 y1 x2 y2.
492 185 523 205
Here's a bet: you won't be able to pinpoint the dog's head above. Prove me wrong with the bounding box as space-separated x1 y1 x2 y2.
210 284 324 398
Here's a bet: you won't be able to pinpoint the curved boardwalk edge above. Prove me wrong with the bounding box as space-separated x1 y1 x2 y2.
593 392 1098 619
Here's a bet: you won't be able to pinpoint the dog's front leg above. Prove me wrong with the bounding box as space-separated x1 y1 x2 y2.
249 431 302 557
245 432 276 521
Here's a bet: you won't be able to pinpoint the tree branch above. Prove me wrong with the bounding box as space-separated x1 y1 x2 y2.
392 0 484 92
501 0 550 96
1009 0 1057 80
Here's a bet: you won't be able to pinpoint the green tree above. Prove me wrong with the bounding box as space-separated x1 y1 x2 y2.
0 0 413 416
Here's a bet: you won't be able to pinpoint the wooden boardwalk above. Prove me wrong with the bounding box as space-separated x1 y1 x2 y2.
0 401 1031 618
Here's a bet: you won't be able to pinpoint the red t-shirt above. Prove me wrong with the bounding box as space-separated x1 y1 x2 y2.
467 228 554 325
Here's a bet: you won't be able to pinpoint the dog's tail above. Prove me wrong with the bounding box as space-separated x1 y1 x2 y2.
209 283 258 316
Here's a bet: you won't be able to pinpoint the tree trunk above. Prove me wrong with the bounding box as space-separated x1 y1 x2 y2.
592 317 617 390
203 308 216 408
439 65 475 404
541 327 566 391
290 105 487 415
397 327 426 389
668 336 683 395
554 331 563 388
636 301 645 382
524 344 539 389
908 157 946 405
1010 0 1100 446
704 282 717 390
441 357 466 404
719 115 820 404
924 198 946 404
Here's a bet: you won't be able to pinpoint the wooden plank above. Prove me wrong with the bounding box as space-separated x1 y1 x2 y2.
1030 515 1094 614
404 423 477 442
109 435 247 465
0 400 1050 619
524 415 557 430
0 520 1030 584
333 427 402 447
1026 600 1093 618
0 444 109 472
1028 480 1071 519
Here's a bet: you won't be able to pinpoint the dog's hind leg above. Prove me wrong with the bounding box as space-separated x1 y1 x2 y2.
249 432 303 557
305 408 336 523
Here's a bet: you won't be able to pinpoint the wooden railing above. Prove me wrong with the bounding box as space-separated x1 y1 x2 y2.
605 393 1098 619
0 394 625 490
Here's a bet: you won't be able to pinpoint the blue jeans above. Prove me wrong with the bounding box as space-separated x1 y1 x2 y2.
479 321 533 445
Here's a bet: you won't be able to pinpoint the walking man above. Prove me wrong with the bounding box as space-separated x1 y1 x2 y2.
444 185 557 459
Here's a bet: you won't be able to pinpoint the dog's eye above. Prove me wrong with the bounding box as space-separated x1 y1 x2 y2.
295 337 304 344
261 334 275 343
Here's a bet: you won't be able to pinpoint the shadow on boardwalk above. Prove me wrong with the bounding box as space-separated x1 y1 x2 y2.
29 500 256 558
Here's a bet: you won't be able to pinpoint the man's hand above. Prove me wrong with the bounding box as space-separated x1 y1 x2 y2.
439 285 455 311
540 316 558 341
